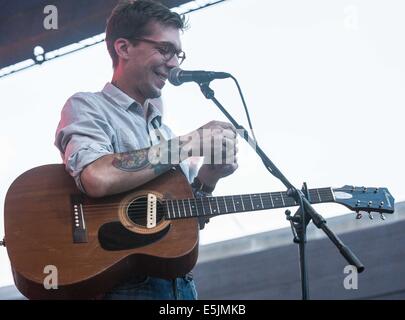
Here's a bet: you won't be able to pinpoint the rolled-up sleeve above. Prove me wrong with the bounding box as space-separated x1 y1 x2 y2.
55 93 114 192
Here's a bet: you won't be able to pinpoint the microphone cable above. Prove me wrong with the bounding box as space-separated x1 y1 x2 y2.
229 75 258 144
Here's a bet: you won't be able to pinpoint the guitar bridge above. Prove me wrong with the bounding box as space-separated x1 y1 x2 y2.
147 193 157 229
70 195 88 243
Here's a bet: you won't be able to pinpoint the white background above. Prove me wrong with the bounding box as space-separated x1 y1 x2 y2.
1 0 404 287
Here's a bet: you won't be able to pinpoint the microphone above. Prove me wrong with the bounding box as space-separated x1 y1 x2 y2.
168 67 231 86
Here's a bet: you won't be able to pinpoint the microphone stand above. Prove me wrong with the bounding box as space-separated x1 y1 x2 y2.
198 81 365 300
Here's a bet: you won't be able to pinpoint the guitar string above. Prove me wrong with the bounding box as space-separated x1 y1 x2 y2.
77 188 366 210
82 194 332 209
80 192 382 219
83 205 284 220
81 205 383 221
80 199 335 215
82 203 383 221
79 193 382 218
80 194 335 218
80 189 335 209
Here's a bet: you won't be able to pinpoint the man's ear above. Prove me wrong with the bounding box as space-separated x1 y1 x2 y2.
114 38 131 63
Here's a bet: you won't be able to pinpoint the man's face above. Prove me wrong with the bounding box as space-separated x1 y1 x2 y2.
124 21 182 103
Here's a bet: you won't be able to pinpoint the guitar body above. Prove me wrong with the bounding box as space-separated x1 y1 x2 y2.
4 164 199 299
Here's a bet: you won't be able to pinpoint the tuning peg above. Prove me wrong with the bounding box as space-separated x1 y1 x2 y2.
368 212 374 220
355 212 363 219
380 213 386 220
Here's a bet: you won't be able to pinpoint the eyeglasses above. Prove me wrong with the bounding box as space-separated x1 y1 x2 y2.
131 38 186 65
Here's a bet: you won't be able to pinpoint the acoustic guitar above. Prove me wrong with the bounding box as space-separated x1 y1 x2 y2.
4 164 395 299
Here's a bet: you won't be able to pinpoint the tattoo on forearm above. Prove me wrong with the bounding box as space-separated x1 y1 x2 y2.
112 149 151 172
112 148 171 174
112 135 197 174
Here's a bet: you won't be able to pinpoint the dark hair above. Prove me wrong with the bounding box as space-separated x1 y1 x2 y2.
106 0 187 68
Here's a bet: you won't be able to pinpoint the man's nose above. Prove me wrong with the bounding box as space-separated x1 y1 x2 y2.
166 55 179 68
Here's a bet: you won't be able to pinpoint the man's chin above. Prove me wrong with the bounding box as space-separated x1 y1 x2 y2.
152 87 162 98
145 87 162 100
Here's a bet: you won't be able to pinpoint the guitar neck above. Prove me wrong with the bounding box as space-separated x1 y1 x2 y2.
164 188 334 220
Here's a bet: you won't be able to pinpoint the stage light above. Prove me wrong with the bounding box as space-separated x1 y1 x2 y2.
33 46 45 56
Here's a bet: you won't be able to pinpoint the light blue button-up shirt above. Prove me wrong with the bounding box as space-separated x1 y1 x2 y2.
55 82 197 193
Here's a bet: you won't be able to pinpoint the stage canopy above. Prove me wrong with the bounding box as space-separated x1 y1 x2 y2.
0 0 195 70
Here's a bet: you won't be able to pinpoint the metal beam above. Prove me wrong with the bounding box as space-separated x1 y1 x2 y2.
0 0 193 69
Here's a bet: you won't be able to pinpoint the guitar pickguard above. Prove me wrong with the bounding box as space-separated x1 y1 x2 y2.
98 221 171 251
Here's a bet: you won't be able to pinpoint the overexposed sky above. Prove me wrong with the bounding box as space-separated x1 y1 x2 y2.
1 0 404 287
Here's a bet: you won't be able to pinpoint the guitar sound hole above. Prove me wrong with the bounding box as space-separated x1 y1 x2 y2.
127 197 165 227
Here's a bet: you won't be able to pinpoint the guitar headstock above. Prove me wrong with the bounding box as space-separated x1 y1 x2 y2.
332 185 395 217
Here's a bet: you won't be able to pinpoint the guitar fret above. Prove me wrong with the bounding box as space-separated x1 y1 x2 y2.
241 195 252 211
231 196 236 212
308 189 321 204
252 194 262 210
182 200 187 217
225 196 235 213
280 192 286 207
321 188 334 202
241 196 245 211
269 193 274 207
187 199 194 217
207 197 213 215
186 199 191 216
271 192 283 208
325 191 333 199
249 194 255 209
176 200 184 218
223 196 228 212
217 196 227 214
210 197 218 214
199 198 206 216
215 197 220 214
316 189 321 203
232 195 243 212
171 200 176 219
329 188 336 202
308 188 334 204
166 201 172 219
259 194 264 209
193 198 200 216
282 192 295 206
176 200 182 218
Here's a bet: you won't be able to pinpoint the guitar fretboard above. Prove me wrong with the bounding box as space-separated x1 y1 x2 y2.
164 188 334 219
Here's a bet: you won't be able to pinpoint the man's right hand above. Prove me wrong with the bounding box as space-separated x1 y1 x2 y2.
179 120 238 165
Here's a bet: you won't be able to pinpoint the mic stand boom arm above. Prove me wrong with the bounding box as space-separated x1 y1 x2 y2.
198 81 364 300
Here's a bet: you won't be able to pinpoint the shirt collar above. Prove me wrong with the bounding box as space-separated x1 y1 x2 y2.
102 82 162 124
102 82 137 111
145 99 163 127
